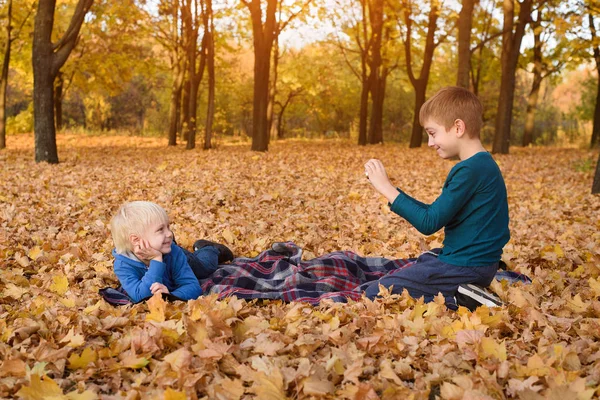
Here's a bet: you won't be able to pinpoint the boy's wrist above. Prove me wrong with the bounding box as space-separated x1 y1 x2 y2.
380 183 400 204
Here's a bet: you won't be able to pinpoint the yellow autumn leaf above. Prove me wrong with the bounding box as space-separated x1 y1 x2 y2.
120 352 150 370
65 390 98 400
522 353 551 377
566 294 588 313
554 244 564 258
68 348 98 369
16 374 63 400
2 283 29 299
59 297 76 308
480 337 507 361
60 327 85 348
163 348 192 373
50 274 69 295
253 370 286 400
588 277 600 297
146 292 166 323
164 388 187 400
28 246 43 261
222 228 236 244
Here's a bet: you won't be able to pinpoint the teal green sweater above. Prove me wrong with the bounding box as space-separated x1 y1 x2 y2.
390 152 510 266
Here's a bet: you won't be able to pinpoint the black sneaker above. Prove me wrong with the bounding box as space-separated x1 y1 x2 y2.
456 284 503 311
193 240 234 264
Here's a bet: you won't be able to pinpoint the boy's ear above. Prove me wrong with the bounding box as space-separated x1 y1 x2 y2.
129 234 141 247
454 119 466 138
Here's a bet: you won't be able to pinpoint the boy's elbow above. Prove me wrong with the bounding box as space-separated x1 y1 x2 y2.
418 223 441 236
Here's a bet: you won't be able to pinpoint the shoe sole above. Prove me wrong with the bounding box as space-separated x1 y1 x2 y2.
457 284 503 308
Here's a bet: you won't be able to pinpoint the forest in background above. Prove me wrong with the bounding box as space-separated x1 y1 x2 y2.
2 0 600 158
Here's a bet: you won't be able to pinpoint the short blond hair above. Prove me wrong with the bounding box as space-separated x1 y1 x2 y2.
419 86 483 138
110 201 169 254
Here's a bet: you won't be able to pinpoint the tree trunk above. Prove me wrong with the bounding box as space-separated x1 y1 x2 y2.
522 75 541 146
367 0 384 144
267 33 279 141
252 52 271 151
456 0 474 88
404 0 439 148
54 72 63 131
167 0 184 146
591 74 600 148
522 17 542 147
593 151 600 194
181 78 190 140
184 0 198 149
168 79 183 146
32 0 93 163
358 69 369 146
590 14 600 148
369 67 387 144
492 0 532 154
203 0 215 150
246 0 277 152
33 0 60 163
0 0 12 150
277 104 286 139
409 81 427 148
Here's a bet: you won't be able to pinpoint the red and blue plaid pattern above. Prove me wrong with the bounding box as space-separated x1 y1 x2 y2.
200 242 414 304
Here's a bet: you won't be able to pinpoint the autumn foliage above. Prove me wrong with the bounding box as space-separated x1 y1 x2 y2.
1 135 600 399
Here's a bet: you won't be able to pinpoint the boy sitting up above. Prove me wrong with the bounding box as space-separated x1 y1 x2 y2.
110 201 232 303
364 86 510 308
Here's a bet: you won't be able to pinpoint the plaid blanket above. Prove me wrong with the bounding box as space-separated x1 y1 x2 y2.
198 242 414 304
99 242 531 306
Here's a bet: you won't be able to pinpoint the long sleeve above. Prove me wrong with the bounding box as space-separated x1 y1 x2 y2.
390 165 479 236
168 246 203 300
113 258 165 303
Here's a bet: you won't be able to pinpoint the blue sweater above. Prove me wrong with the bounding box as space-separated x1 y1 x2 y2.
390 152 510 266
112 243 202 303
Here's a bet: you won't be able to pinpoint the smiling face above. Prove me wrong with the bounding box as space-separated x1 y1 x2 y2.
424 118 460 159
140 220 173 254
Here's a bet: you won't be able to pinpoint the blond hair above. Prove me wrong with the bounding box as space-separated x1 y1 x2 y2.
419 86 483 138
110 201 169 254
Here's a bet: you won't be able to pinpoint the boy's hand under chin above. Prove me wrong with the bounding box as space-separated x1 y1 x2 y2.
134 239 163 263
364 159 400 203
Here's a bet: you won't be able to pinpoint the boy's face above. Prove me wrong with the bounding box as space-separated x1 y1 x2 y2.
136 220 173 254
424 118 460 159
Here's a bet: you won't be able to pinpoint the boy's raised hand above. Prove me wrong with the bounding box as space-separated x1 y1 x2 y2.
134 239 163 263
364 159 400 203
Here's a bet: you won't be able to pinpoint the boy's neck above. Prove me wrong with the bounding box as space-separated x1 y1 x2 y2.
458 139 487 161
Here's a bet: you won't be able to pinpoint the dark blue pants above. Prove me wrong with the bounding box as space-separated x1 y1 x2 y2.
363 250 498 309
182 246 220 280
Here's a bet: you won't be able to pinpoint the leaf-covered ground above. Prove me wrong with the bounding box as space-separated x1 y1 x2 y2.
1 135 599 399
